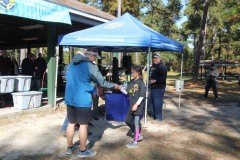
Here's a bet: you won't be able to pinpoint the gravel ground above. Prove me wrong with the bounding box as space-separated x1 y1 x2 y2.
0 86 240 160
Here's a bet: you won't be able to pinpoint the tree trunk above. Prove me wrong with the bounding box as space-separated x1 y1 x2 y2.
202 22 207 59
210 27 216 60
218 32 222 59
193 0 209 81
193 33 198 79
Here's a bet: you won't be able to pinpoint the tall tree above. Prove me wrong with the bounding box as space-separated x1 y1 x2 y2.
192 0 209 81
141 0 182 38
183 0 240 80
78 0 141 16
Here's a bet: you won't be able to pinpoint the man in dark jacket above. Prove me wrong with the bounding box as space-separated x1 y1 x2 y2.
21 53 34 76
0 50 12 75
149 53 168 121
34 53 47 90
204 63 219 100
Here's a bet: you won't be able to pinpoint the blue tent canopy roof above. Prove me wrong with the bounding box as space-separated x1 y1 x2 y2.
58 13 184 52
0 0 71 24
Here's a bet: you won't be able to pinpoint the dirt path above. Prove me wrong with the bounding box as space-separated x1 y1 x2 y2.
0 87 240 160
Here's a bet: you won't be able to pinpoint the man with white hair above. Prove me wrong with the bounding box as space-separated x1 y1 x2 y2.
64 49 121 158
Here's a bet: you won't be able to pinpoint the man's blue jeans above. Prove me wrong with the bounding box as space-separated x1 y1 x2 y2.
151 88 165 120
61 116 68 131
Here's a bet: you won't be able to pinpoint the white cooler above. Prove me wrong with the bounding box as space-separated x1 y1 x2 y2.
12 91 43 110
14 76 32 91
0 76 15 93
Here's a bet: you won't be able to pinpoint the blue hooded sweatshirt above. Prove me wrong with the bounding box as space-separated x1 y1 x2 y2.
65 54 114 107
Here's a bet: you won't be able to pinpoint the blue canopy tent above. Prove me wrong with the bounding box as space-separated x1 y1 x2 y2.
57 13 184 123
0 0 71 24
58 13 183 52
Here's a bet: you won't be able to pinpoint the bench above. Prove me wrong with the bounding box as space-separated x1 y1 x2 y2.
218 75 239 80
234 75 240 80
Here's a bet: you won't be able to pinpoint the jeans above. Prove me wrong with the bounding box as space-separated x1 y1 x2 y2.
204 80 218 98
92 95 99 118
61 116 68 131
151 88 165 120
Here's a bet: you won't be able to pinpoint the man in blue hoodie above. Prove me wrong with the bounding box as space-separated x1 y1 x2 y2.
65 49 120 158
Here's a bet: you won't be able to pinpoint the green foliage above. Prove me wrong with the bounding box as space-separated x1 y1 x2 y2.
29 48 48 60
127 52 148 66
183 46 194 72
183 0 239 61
181 0 239 81
78 0 101 9
161 52 180 71
101 52 112 67
78 0 239 76
78 0 141 16
140 0 183 40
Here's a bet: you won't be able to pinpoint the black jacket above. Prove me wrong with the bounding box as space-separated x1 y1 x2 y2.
150 61 168 89
21 58 34 76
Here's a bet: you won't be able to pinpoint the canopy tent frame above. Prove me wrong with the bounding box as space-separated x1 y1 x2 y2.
57 13 184 123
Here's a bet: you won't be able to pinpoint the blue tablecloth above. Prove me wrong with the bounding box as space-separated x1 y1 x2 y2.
105 93 129 122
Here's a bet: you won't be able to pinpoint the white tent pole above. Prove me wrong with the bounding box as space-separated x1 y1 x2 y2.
117 0 121 17
180 52 183 80
144 47 151 125
178 52 184 109
110 52 113 81
54 46 59 111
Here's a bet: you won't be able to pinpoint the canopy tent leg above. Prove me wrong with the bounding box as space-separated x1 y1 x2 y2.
144 47 151 126
178 52 184 109
180 52 183 80
54 46 59 111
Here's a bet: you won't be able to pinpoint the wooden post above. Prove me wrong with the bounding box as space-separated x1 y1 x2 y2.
47 23 57 108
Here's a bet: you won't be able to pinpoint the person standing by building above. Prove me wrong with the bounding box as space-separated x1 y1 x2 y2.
34 53 47 90
204 63 219 100
125 66 146 149
149 53 168 122
21 53 34 76
65 49 121 158
11 57 19 75
0 50 12 75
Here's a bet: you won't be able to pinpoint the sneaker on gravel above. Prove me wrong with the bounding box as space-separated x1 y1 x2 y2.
126 130 134 137
77 149 97 158
138 135 143 142
125 141 138 149
66 146 75 155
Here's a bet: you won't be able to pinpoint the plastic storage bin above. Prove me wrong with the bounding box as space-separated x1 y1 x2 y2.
14 76 32 91
105 93 129 122
0 76 15 93
12 91 43 110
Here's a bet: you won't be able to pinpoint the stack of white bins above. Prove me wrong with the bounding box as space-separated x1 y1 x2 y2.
14 76 32 92
0 76 15 93
10 76 43 110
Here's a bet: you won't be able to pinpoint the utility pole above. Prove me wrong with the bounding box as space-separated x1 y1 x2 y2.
118 0 121 17
118 0 122 67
